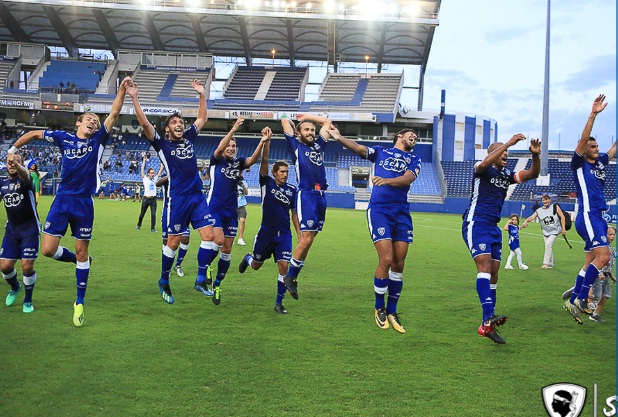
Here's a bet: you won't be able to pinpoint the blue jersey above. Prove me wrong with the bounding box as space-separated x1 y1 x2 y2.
150 125 202 198
207 155 247 209
365 145 421 206
259 173 297 232
463 164 519 225
571 152 609 212
284 132 328 191
44 127 109 196
0 175 39 226
507 224 520 250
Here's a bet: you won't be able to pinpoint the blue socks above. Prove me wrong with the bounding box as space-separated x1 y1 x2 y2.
374 277 388 310
386 272 403 314
176 243 189 267
53 246 77 263
23 272 36 304
161 245 176 283
287 258 304 280
578 264 600 302
3 269 19 291
476 272 493 321
570 269 586 304
214 252 232 287
276 275 286 305
75 260 90 305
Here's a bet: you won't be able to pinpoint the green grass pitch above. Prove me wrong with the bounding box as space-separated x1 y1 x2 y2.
0 196 615 416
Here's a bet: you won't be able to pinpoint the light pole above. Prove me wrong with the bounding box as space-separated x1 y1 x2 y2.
364 55 369 77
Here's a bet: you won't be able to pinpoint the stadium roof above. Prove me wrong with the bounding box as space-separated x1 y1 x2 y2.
0 0 441 68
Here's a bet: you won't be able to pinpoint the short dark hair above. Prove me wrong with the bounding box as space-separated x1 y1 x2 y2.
392 128 417 145
164 112 184 127
272 160 289 172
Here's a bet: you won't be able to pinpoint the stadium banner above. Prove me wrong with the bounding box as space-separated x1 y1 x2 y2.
141 107 181 116
276 112 327 120
182 108 227 118
150 66 207 72
0 99 34 109
80 104 131 114
247 187 261 197
327 112 375 122
230 110 274 119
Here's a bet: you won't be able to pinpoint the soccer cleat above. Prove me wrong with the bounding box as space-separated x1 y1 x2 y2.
561 286 574 300
212 286 221 305
374 308 389 329
387 313 406 334
574 298 592 315
22 302 34 313
205 265 213 286
5 285 21 306
283 275 299 300
238 253 251 274
174 264 185 277
151 228 157 233
477 324 506 344
563 300 583 325
589 314 605 323
73 302 84 327
159 284 174 304
519 264 529 270
274 303 288 314
479 314 508 336
194 283 214 297
237 238 246 246
541 264 553 269
504 265 514 270
136 226 140 230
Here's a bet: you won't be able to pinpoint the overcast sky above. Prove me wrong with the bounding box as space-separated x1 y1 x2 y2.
411 0 616 151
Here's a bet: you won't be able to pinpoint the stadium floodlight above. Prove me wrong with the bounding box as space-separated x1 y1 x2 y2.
323 0 336 13
244 0 261 9
306 2 312 9
404 1 420 16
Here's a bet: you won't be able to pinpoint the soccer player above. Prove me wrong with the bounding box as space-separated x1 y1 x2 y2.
324 125 420 334
127 78 210 305
195 119 269 305
136 156 162 232
503 214 528 270
157 176 195 282
238 129 300 314
7 76 131 326
1 154 40 313
462 134 541 344
236 175 249 246
562 94 616 324
280 113 332 300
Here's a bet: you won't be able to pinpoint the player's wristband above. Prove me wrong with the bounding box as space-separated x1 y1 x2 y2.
8 146 19 154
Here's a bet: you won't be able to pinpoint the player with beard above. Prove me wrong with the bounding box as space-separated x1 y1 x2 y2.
562 94 616 324
127 79 210 305
280 113 332 301
194 119 269 305
462 135 541 344
324 126 420 333
0 154 40 313
7 77 130 326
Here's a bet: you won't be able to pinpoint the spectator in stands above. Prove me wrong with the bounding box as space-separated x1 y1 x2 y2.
103 160 110 171
562 94 616 325
521 194 566 269
279 113 332 301
7 76 131 326
136 157 162 232
1 153 39 313
324 125 420 334
238 130 300 314
236 174 249 246
461 135 541 344
127 78 209 305
128 158 138 175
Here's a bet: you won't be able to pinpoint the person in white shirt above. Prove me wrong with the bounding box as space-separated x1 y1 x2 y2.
136 156 162 232
521 194 566 268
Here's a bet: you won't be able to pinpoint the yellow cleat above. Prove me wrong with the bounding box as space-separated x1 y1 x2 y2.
374 308 389 330
73 302 84 327
387 312 406 334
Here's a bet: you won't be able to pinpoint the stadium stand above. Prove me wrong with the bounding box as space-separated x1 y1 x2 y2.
224 66 268 100
39 60 106 93
0 58 18 89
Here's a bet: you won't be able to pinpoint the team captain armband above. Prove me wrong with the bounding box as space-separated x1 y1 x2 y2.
514 171 523 183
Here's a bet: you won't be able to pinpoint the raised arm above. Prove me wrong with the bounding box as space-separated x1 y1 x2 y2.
607 140 616 160
191 79 208 131
140 157 146 178
260 135 270 177
214 118 244 158
156 176 168 187
324 125 367 158
576 94 607 156
297 113 333 139
8 130 45 158
503 220 511 231
476 134 526 173
280 115 295 136
126 80 156 141
516 138 541 182
245 126 272 168
103 77 130 132
156 164 164 177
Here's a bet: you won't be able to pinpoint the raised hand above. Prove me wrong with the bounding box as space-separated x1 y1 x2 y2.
529 138 541 154
190 79 206 95
591 94 608 114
